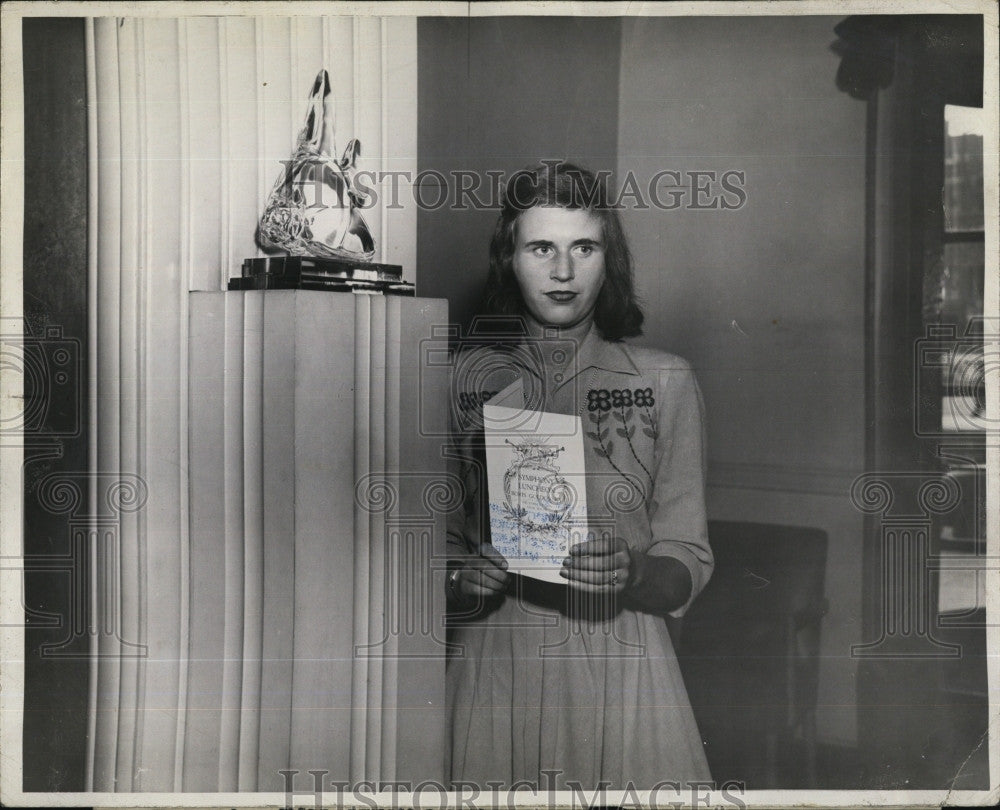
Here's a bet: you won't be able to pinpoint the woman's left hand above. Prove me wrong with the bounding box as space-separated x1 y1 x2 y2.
560 535 631 594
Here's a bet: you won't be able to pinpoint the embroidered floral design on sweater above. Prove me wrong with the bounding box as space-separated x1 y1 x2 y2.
585 387 659 504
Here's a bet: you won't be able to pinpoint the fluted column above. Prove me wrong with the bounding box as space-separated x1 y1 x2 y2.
183 291 448 790
86 13 419 792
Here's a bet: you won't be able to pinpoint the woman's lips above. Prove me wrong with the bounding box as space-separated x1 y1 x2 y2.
544 291 577 303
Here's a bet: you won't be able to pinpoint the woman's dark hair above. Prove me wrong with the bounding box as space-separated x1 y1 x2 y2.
481 162 644 341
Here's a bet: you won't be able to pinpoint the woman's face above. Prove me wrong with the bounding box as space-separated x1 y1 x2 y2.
511 206 606 336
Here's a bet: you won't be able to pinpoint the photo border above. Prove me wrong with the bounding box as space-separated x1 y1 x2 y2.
1 1 996 807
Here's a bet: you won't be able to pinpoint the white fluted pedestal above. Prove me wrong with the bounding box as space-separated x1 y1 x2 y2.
91 290 450 792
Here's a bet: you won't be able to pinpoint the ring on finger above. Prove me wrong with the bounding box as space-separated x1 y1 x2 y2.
611 569 619 586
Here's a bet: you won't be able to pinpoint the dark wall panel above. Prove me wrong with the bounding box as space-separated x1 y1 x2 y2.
22 16 90 792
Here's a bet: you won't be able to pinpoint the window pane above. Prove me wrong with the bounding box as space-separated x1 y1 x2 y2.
943 105 984 231
938 240 985 431
940 240 985 334
937 551 986 614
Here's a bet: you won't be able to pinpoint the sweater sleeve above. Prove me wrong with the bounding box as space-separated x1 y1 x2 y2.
446 365 483 562
644 360 713 618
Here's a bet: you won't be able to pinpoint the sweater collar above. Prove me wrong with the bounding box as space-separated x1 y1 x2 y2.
518 325 642 382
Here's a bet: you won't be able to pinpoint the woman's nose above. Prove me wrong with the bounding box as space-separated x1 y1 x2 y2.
550 252 574 281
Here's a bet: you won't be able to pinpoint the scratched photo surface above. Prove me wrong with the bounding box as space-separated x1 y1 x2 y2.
2 2 996 808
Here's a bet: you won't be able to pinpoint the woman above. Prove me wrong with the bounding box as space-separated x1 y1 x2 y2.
446 163 713 790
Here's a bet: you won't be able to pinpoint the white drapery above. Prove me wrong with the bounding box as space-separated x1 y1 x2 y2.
85 15 424 792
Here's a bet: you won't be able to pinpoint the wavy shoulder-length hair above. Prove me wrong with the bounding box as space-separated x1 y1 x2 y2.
481 162 644 341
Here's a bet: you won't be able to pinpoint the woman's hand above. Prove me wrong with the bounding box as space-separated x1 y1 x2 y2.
451 543 510 603
560 537 693 613
560 535 631 594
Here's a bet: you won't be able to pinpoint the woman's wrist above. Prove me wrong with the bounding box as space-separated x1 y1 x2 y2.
623 547 692 615
624 545 645 592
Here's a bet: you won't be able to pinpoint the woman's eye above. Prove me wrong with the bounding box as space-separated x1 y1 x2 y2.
533 246 554 257
575 245 593 257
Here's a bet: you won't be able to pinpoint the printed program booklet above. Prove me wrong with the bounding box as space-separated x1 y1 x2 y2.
483 399 588 583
